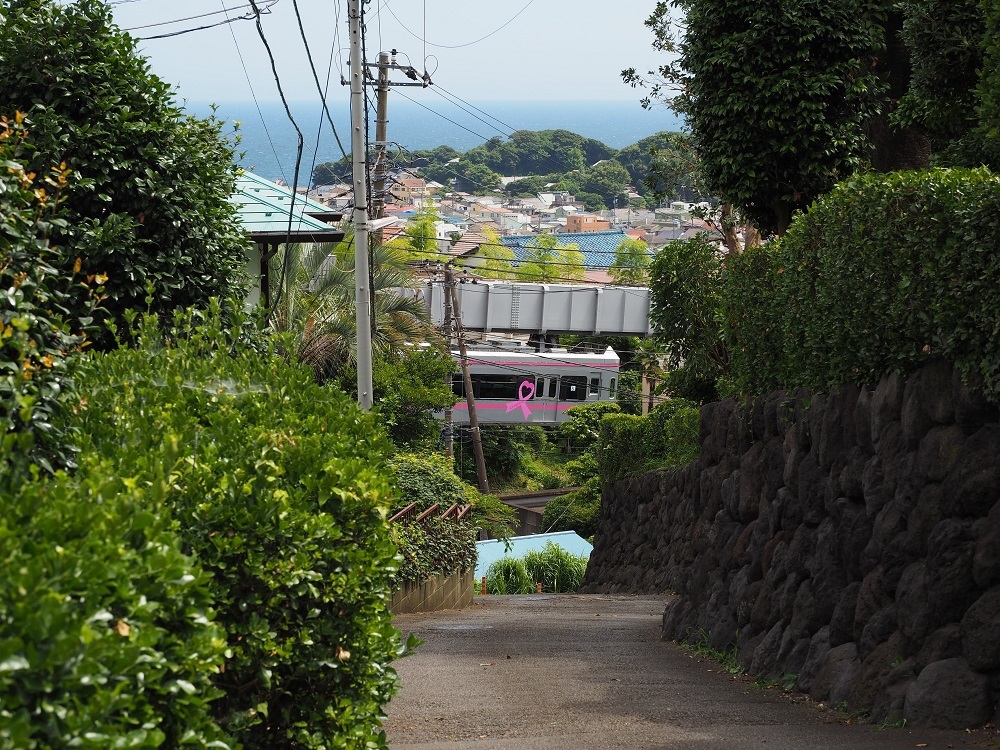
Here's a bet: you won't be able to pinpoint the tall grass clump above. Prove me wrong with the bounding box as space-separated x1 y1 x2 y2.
485 543 589 594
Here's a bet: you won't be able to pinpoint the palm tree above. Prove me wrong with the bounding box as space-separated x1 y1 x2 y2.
270 232 437 382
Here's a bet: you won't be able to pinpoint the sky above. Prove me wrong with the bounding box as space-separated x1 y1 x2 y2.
109 0 670 105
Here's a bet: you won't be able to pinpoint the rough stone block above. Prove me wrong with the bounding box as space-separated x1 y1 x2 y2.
973 499 1000 589
941 425 1000 517
796 625 831 693
904 657 993 729
848 631 903 713
809 642 859 704
961 586 1000 672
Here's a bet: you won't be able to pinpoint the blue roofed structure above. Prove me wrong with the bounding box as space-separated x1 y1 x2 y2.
474 531 593 580
495 230 642 283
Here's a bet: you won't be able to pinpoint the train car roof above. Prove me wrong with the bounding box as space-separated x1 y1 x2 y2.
454 346 620 366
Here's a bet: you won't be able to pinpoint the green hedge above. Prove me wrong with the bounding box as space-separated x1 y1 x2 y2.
0 460 230 749
0 120 93 488
390 518 476 586
60 308 400 749
597 399 701 483
723 168 1000 399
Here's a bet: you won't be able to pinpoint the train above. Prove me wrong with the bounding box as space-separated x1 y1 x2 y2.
443 345 620 425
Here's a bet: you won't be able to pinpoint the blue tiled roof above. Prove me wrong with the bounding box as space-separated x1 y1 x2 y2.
498 230 634 269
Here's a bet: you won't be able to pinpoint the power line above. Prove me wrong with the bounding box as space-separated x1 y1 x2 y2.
220 0 287 185
381 0 536 50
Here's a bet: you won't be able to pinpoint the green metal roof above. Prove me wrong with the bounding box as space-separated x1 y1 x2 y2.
233 172 345 243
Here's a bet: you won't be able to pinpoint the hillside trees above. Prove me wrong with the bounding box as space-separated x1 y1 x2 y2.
0 0 249 341
608 237 651 286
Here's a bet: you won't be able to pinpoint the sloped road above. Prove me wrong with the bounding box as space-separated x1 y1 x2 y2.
385 595 999 750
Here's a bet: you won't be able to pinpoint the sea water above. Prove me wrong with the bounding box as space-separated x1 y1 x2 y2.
184 99 683 184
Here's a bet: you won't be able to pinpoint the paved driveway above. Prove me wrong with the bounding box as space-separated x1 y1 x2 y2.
386 595 999 750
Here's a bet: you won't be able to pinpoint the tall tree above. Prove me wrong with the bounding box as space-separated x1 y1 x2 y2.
467 226 516 280
625 0 888 236
609 237 652 286
0 0 249 342
515 234 586 282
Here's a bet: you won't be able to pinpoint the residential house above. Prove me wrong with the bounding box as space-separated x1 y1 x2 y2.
390 176 427 207
565 214 611 233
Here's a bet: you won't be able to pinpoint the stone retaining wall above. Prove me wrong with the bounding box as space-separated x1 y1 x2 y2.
581 360 1000 729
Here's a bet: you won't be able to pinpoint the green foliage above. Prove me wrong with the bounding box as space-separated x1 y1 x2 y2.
0 1 250 343
523 543 589 593
579 160 631 209
388 452 518 539
403 205 443 261
466 226 516 280
485 557 532 595
461 130 615 177
71 306 401 750
648 235 729 401
608 237 651 286
541 484 601 539
374 346 456 450
560 401 623 447
722 168 1000 402
895 0 986 145
0 118 94 488
626 0 888 234
516 234 585 282
598 399 700 483
486 543 589 594
0 458 232 750
390 518 476 586
977 0 1000 154
455 424 548 488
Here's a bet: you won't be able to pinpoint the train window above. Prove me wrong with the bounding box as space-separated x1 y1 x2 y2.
471 374 528 400
559 375 587 401
609 378 617 398
451 374 464 397
589 376 600 396
534 377 544 399
548 378 557 398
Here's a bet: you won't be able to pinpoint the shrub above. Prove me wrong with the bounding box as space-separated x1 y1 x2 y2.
70 307 401 750
389 451 517 540
560 401 622 448
485 558 531 595
0 116 95 488
541 483 601 539
0 459 231 750
722 168 1000 401
485 543 590 594
0 1 249 344
390 517 477 587
598 399 700 483
523 543 589 593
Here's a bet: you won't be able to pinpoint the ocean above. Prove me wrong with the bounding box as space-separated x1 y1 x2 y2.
185 99 683 185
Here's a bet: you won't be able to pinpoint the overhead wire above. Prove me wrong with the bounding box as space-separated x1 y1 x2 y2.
380 0 536 50
220 0 287 185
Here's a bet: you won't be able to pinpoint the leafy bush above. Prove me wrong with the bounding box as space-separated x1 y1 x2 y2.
648 235 729 402
524 543 590 593
598 399 700 483
0 117 95 488
485 558 531 595
0 1 249 344
540 485 601 539
0 458 231 750
70 307 401 750
722 168 1000 401
390 451 517 539
560 401 622 447
390 517 476 586
455 424 547 487
485 543 589 594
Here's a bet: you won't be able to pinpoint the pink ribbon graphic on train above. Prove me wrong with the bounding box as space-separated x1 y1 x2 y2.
505 380 535 418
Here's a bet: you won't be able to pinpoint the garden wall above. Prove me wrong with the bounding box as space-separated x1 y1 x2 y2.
391 569 475 614
581 359 1000 729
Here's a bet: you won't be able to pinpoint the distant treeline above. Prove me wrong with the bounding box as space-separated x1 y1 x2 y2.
312 129 702 212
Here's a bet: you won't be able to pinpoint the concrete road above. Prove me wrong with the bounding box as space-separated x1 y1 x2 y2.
385 594 1000 750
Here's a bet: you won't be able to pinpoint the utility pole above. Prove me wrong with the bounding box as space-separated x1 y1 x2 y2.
347 0 373 410
447 266 489 494
371 51 390 248
442 270 455 461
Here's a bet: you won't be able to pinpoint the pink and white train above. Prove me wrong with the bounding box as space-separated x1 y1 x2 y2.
445 346 620 424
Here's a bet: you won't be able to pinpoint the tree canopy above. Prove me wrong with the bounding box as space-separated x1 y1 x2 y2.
626 0 1000 235
0 0 249 341
515 234 586 283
